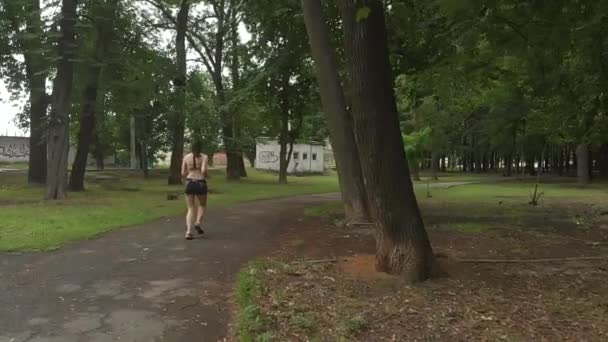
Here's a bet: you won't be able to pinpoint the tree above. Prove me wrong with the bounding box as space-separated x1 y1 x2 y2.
243 0 319 184
69 0 118 191
186 0 244 180
46 0 78 200
300 0 370 222
402 127 432 181
1 0 49 184
342 0 435 281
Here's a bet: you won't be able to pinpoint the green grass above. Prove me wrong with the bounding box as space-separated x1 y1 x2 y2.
340 314 369 335
236 261 274 342
303 201 343 217
0 161 28 170
291 312 316 331
0 169 339 252
449 222 486 233
303 179 608 235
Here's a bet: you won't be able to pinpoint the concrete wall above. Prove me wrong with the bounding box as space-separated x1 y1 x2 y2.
255 140 325 174
0 136 114 166
0 137 30 162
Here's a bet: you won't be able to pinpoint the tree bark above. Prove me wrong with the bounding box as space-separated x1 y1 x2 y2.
130 114 137 169
230 15 247 179
525 155 535 176
278 90 290 184
69 13 113 191
505 154 513 177
140 140 149 178
342 0 435 282
22 0 48 184
599 144 608 179
168 0 190 185
46 0 77 200
301 0 370 222
577 143 590 185
430 151 439 180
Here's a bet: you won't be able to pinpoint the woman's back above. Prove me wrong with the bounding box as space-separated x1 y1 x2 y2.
183 152 207 180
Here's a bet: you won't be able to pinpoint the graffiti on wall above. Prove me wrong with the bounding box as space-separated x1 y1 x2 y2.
258 151 278 164
0 143 29 158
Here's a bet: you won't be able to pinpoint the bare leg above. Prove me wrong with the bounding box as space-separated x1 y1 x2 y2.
194 195 207 234
185 195 196 238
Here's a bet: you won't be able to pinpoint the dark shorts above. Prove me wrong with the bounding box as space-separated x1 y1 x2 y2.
184 179 208 196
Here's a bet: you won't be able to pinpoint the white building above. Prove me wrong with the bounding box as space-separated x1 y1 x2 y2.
255 138 325 174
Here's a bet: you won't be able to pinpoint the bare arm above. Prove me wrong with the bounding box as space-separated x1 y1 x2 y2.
181 155 188 178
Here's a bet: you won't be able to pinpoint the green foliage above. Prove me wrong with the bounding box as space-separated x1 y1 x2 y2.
340 314 368 335
236 262 273 342
291 312 315 331
355 6 371 22
402 127 432 165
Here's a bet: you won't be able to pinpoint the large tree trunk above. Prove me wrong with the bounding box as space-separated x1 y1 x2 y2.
23 0 48 184
577 143 590 185
301 0 370 222
168 0 190 185
216 75 240 180
342 0 435 282
230 16 247 179
46 0 77 200
69 13 112 191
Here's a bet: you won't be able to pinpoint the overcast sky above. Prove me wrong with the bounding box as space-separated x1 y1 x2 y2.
0 81 25 137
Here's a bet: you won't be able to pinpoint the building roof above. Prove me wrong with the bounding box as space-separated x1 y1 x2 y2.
255 137 325 146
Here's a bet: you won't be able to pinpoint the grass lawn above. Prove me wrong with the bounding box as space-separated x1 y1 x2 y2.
234 179 608 341
0 168 339 252
0 161 28 170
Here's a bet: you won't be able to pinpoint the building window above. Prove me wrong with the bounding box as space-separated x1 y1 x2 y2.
312 153 317 161
293 152 299 160
303 153 308 160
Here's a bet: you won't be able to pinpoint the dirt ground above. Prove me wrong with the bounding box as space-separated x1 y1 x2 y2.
250 198 608 341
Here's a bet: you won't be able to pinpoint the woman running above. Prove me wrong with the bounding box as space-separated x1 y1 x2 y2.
181 139 208 240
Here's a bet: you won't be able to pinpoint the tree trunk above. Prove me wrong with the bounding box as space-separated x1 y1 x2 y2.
168 0 190 185
411 161 421 181
278 100 289 184
237 154 247 177
565 148 571 173
130 114 137 169
301 0 370 222
69 15 112 191
505 154 513 177
141 140 149 178
96 155 104 171
430 151 439 180
599 144 608 179
342 0 435 282
577 143 590 186
46 0 77 200
23 0 48 184
525 155 535 176
230 17 247 179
